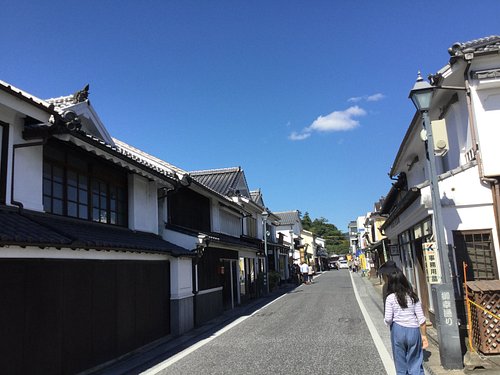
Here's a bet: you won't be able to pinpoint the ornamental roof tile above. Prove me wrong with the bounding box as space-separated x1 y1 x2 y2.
448 35 500 57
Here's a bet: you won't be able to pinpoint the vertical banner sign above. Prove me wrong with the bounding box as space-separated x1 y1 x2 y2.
423 242 442 284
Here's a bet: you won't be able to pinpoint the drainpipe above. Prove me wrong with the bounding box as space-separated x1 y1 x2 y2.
0 122 9 204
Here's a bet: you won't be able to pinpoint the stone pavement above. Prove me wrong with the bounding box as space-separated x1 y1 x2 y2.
362 274 500 375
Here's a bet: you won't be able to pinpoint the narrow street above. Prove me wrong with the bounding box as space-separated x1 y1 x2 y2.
139 270 394 375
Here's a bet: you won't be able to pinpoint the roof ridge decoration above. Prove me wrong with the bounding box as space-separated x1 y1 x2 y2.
448 35 500 57
46 84 90 109
1 79 182 184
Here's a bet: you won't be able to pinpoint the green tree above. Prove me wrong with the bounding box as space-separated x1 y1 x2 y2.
299 213 350 255
302 212 313 230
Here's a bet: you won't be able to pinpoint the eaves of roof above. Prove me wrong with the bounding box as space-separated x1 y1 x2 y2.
0 80 59 116
165 223 260 252
368 238 389 252
113 138 187 176
380 188 420 231
380 173 407 215
189 178 246 214
58 131 181 185
389 111 420 178
0 207 193 257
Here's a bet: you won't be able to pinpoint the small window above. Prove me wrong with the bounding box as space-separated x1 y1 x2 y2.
454 230 497 281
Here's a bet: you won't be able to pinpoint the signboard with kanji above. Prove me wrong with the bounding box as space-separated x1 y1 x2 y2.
423 242 442 284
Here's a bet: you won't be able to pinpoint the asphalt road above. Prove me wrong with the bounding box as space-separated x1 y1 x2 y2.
146 270 392 375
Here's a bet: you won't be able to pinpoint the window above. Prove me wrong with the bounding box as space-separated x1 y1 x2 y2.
43 140 127 226
246 216 257 238
454 230 497 281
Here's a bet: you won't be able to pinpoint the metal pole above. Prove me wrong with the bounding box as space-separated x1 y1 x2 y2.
263 217 269 294
422 111 463 369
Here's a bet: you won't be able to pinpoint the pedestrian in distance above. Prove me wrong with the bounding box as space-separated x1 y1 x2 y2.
353 258 360 273
308 263 313 283
384 271 428 375
300 261 309 284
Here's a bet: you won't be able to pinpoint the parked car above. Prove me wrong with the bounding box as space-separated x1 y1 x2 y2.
338 260 349 269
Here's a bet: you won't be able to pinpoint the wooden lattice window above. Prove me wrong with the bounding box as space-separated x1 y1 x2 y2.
454 230 498 281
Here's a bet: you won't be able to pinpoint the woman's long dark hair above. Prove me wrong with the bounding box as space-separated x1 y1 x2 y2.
386 271 419 308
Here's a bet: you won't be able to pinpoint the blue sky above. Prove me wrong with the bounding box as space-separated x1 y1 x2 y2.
2 1 500 231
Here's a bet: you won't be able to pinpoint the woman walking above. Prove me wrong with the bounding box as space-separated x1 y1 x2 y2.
384 271 428 374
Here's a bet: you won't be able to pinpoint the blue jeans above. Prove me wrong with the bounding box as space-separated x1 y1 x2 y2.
390 323 424 375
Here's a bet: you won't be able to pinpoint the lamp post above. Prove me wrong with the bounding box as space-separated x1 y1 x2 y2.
409 72 463 369
262 210 269 294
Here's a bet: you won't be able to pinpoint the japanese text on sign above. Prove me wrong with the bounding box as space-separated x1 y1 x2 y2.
441 290 454 326
423 242 442 284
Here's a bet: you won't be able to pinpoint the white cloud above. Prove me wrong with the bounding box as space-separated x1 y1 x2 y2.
306 106 366 132
348 93 385 103
348 96 363 103
367 93 385 102
289 131 311 141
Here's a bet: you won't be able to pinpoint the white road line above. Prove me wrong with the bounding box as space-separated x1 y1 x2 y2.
141 293 287 374
350 272 396 375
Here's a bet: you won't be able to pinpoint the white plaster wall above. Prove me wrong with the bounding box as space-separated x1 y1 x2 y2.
13 144 43 211
164 228 197 250
0 107 15 207
219 208 241 237
170 257 193 300
128 174 158 233
1 245 169 261
442 100 470 170
437 165 492 211
6 111 44 211
473 88 500 177
211 200 220 232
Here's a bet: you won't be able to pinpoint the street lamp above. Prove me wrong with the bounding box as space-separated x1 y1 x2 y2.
409 72 463 369
262 209 269 294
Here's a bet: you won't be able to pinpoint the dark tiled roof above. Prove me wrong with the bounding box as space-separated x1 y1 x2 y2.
190 167 242 196
250 189 261 203
0 208 192 257
0 208 71 245
448 35 500 57
275 210 300 226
